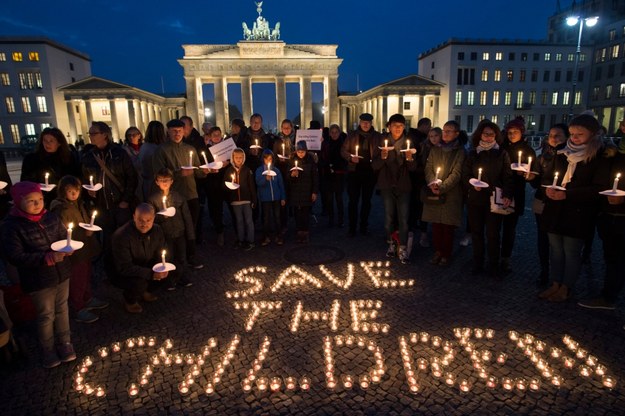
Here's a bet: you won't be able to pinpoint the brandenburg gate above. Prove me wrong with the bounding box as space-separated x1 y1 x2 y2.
178 3 342 130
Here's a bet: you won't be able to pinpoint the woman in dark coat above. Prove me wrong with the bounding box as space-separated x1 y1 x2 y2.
288 140 319 243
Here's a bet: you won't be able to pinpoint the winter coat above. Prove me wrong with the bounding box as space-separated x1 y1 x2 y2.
153 140 206 200
111 221 166 281
341 128 382 173
541 150 609 239
421 140 466 226
21 150 81 206
1 211 72 293
371 133 418 193
82 142 138 210
49 198 102 263
255 164 286 203
288 153 319 207
502 139 537 215
530 141 566 202
224 150 257 205
201 140 229 204
320 136 348 178
147 189 194 241
462 147 514 207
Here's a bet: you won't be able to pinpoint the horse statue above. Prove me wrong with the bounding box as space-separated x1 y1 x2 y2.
242 22 253 40
271 22 280 40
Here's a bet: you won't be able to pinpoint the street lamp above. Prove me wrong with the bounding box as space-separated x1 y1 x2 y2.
566 15 598 119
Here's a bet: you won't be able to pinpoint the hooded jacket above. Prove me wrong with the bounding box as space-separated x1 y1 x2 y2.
224 149 257 204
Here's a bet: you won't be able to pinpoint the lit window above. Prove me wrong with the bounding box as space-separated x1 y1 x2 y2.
541 91 548 105
491 115 498 124
555 53 562 61
552 92 559 105
544 53 551 61
494 70 501 81
5 97 15 113
507 70 514 81
575 91 582 105
35 72 43 88
568 53 575 62
563 91 570 106
480 91 487 106
495 52 503 61
455 91 462 106
620 83 625 97
25 123 35 135
481 69 488 82
492 90 500 105
0 53 6 61
606 85 613 99
580 53 586 62
478 115 485 121
609 29 616 41
0 73 9 86
21 97 32 113
10 124 20 144
36 96 47 112
467 91 475 106
0 126 3 144
12 52 23 62
529 91 536 104
41 123 51 130
482 52 490 61
612 44 620 59
516 91 524 108
592 87 600 100
504 91 512 105
28 52 39 61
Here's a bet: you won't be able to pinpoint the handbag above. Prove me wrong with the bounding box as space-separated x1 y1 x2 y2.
420 186 446 204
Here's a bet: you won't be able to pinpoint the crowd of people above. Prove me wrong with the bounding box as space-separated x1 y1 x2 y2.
0 110 623 369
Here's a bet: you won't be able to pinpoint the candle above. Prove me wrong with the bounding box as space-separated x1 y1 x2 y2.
67 222 73 246
161 250 166 268
295 160 299 169
355 145 359 157
282 143 285 157
162 196 167 210
45 172 49 186
552 172 559 187
201 151 209 166
406 139 411 151
299 377 310 391
612 173 621 192
385 139 388 148
267 162 271 172
602 375 617 389
189 151 193 167
435 167 441 181
478 168 483 182
90 210 97 227
128 383 139 397
231 173 235 183
89 175 94 187
517 150 522 166
255 139 259 147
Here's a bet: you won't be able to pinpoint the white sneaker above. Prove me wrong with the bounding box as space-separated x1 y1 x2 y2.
398 246 410 264
459 235 472 247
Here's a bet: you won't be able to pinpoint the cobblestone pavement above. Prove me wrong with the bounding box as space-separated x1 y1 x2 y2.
1 191 624 416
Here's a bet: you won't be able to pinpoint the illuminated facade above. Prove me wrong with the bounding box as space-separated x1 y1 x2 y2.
0 36 90 147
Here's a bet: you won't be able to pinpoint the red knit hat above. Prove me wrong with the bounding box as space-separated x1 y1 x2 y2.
10 181 42 206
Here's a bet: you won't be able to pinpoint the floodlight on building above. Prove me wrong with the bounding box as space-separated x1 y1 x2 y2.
566 15 599 119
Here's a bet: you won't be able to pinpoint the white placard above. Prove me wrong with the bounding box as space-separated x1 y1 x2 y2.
295 129 323 151
208 138 237 163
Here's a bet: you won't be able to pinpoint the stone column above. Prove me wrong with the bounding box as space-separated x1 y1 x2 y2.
433 95 440 126
418 94 425 120
127 99 136 126
214 77 229 130
300 76 312 129
78 101 89 142
85 99 94 128
184 76 204 126
275 76 287 127
109 99 120 140
65 101 78 143
372 97 379 130
327 75 339 127
377 96 384 128
241 77 253 123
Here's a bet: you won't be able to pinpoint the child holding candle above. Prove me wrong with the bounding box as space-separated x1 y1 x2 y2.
255 150 286 246
148 168 194 290
1 181 76 368
50 176 105 323
224 148 257 250
288 141 319 243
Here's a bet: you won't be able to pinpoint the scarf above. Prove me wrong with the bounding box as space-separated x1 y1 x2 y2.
440 138 458 152
10 205 47 223
476 140 498 154
559 140 590 187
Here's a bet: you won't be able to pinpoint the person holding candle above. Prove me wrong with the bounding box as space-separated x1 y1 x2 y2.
372 114 418 264
1 181 76 368
272 119 296 232
500 117 537 274
110 203 168 313
153 119 208 269
341 113 382 237
255 150 286 245
20 127 80 208
289 141 319 243
529 124 568 287
539 114 608 302
461 121 513 277
50 176 106 323
421 121 466 266
147 168 194 290
319 124 347 228
577 131 625 310
224 148 257 250
414 127 443 248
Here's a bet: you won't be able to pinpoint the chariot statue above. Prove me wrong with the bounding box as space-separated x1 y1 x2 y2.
242 1 281 41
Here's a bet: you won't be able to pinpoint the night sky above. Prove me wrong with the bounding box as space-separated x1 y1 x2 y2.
3 0 568 125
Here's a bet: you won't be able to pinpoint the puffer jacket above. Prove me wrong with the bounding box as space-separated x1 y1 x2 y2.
82 142 138 210
111 221 166 281
1 211 72 293
255 163 286 202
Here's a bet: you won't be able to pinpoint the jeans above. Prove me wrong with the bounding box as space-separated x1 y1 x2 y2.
232 203 254 243
262 201 282 237
548 233 584 288
30 280 71 351
347 170 376 233
381 189 410 245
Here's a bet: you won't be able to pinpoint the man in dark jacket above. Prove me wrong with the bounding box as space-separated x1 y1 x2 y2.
111 203 168 313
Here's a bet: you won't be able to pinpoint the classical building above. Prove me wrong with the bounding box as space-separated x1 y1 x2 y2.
58 76 185 142
178 3 342 131
0 36 91 148
418 39 592 133
338 75 444 131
